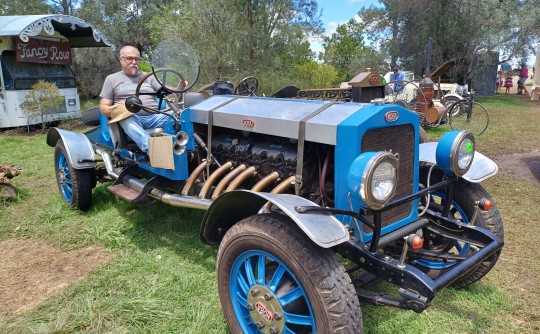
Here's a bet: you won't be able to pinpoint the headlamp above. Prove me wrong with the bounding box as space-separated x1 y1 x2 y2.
436 130 475 176
348 152 399 210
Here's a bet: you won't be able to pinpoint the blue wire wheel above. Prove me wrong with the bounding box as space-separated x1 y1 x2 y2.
230 249 316 333
217 214 362 333
53 141 93 211
56 150 73 203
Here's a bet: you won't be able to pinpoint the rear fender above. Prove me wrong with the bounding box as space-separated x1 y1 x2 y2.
46 127 96 169
419 142 498 182
200 190 350 248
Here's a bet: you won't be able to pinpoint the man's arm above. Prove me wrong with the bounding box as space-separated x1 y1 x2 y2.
99 98 114 118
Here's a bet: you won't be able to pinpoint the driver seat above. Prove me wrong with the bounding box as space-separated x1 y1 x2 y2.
99 113 163 153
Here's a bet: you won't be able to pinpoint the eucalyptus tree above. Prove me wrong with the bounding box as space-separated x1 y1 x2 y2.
0 0 50 15
149 0 323 92
321 18 368 81
357 0 540 82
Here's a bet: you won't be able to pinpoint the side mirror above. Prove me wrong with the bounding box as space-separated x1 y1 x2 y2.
125 96 143 113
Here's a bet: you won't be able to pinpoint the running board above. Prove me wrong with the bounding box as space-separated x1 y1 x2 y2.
108 165 158 203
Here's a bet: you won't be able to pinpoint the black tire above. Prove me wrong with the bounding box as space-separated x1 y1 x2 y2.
417 167 504 288
54 141 93 211
217 214 362 333
81 106 101 126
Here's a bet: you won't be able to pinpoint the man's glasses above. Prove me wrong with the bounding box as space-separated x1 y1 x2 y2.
122 56 141 62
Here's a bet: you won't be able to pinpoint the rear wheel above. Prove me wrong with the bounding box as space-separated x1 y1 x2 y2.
54 141 93 211
416 168 504 288
217 214 362 333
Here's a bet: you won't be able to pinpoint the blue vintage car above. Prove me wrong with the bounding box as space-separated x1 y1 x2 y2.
47 40 503 334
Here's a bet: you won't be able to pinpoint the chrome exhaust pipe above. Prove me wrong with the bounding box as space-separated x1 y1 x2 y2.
150 188 212 210
251 171 280 192
212 164 247 199
271 175 295 194
199 161 234 199
182 160 209 196
93 145 119 180
225 166 257 192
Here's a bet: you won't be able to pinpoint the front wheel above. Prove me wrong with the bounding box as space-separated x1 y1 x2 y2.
415 168 504 288
217 214 362 333
54 141 93 211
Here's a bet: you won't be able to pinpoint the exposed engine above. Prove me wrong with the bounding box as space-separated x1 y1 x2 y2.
204 131 334 205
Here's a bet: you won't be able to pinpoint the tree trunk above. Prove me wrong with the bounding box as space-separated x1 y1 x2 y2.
246 0 255 74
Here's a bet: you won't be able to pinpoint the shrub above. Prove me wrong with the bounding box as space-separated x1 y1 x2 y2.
19 80 64 132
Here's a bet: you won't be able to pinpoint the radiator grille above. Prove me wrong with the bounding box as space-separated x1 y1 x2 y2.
361 124 415 233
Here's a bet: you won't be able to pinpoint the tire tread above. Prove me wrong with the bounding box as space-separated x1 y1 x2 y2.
217 214 362 333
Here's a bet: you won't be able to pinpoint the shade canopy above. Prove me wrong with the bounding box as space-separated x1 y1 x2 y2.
0 15 114 49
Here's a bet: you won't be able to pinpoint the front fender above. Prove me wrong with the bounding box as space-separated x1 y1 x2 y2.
200 190 350 248
46 127 96 169
419 142 498 182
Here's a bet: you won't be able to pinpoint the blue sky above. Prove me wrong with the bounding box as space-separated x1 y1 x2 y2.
311 0 380 54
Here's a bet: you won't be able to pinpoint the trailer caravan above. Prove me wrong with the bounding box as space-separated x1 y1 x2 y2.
0 15 113 128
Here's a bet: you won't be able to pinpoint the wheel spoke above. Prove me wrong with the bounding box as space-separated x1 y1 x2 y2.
282 326 296 334
278 287 304 307
257 254 266 285
236 270 250 295
268 264 286 292
243 258 256 286
283 311 315 327
235 292 248 306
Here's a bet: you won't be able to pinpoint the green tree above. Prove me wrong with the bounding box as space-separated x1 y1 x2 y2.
322 18 367 81
20 80 64 132
357 0 540 82
49 0 80 14
148 0 322 93
294 60 338 89
0 0 50 15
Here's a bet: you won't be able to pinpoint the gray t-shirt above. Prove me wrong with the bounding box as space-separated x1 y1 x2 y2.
99 71 161 116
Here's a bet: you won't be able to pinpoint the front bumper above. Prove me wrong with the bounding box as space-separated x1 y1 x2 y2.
335 211 504 312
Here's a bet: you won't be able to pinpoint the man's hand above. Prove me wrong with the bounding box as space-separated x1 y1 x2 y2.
110 103 130 119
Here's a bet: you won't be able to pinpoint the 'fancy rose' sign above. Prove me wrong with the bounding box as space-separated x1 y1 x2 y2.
15 37 72 65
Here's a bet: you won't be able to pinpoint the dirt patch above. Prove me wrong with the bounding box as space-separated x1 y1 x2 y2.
0 238 112 316
493 150 540 184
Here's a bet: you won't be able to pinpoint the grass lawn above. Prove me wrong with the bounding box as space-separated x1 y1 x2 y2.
0 94 539 333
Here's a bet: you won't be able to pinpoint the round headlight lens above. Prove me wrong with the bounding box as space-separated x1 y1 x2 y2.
371 161 397 202
450 131 475 176
361 152 399 210
457 138 474 170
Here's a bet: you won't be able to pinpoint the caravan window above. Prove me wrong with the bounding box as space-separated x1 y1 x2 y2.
1 51 76 90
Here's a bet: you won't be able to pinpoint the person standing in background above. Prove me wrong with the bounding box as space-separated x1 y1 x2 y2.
504 73 513 94
519 64 529 95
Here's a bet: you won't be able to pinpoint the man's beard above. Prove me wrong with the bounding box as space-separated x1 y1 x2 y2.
127 66 139 76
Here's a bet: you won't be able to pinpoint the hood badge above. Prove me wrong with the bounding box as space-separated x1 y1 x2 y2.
385 111 399 123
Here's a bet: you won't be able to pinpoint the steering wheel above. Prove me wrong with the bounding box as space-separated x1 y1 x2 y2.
135 68 187 112
234 76 258 96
